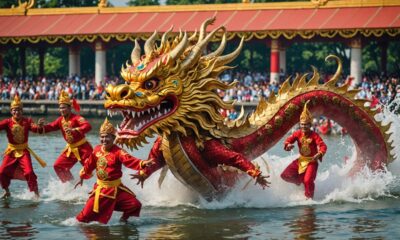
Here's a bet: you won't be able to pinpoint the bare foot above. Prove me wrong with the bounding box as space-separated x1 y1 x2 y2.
1 190 11 199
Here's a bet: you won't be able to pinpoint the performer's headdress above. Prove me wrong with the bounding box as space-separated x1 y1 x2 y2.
10 94 22 109
59 90 71 105
100 118 116 136
300 100 312 124
58 90 81 112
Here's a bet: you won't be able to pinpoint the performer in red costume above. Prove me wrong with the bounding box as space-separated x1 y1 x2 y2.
39 90 93 182
74 119 153 224
0 95 47 199
281 101 327 199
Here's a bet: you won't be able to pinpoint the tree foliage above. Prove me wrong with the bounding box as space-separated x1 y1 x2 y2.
127 0 159 6
0 0 98 8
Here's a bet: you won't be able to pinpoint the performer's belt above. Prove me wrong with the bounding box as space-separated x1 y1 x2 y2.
5 143 47 168
64 138 87 161
298 155 315 174
93 178 122 213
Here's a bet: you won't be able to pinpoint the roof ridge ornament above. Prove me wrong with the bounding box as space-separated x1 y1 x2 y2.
13 0 35 10
98 0 108 8
311 0 329 7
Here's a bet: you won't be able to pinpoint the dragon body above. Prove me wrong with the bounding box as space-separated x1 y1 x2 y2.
104 18 394 199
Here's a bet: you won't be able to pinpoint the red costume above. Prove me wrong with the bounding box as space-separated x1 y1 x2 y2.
42 113 93 182
76 145 145 224
281 101 327 199
0 117 46 193
281 130 327 198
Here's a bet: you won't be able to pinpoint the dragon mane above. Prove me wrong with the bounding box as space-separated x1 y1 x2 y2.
114 17 243 147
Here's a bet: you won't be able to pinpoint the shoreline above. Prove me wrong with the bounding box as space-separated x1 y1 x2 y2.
0 100 258 117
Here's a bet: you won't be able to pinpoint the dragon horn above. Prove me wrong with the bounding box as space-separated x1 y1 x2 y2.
144 30 158 56
215 36 244 66
189 29 198 42
203 29 227 60
160 26 173 50
131 39 141 65
325 54 342 85
169 32 188 62
181 25 224 71
198 16 216 42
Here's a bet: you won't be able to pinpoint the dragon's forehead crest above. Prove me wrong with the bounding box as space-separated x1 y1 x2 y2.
121 29 188 83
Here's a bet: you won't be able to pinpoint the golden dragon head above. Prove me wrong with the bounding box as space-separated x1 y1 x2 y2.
104 17 243 148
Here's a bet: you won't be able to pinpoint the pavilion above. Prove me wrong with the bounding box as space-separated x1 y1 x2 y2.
0 0 399 86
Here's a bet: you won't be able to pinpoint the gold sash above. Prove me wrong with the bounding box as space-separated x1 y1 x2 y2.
63 138 87 161
5 143 47 168
298 155 315 174
93 178 121 213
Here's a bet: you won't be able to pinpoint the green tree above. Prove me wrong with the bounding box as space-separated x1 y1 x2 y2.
285 42 349 77
127 0 159 6
0 0 22 8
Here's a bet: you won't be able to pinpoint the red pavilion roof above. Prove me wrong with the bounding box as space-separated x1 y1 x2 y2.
0 1 399 44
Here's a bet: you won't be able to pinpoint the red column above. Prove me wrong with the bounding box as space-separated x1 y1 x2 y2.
0 52 3 76
270 39 280 84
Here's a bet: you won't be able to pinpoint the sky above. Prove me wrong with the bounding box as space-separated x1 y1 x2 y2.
109 0 167 6
109 0 128 6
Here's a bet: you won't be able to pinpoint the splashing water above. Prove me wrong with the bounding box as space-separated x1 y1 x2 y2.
120 98 400 209
16 98 399 211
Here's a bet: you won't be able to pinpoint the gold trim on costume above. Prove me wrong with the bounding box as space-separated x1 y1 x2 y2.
5 143 47 167
11 122 25 144
298 155 315 174
63 138 88 161
93 178 121 213
61 118 74 143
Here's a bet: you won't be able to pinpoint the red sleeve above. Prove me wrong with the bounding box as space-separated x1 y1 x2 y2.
314 133 327 157
142 137 166 176
119 149 143 171
203 139 261 178
28 118 42 133
0 118 9 131
43 117 61 133
75 116 92 134
79 151 97 179
284 130 299 145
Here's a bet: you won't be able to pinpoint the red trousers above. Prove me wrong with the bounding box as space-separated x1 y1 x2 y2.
54 142 92 182
0 152 38 192
281 159 318 199
76 189 142 224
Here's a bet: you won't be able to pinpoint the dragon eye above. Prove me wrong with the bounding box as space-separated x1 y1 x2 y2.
143 78 159 90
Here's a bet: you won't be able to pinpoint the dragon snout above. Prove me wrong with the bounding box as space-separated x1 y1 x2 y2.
105 84 133 101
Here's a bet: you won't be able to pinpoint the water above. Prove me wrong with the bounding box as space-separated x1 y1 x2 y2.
1 105 400 239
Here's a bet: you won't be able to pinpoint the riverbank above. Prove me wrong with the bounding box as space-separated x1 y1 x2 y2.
0 100 258 117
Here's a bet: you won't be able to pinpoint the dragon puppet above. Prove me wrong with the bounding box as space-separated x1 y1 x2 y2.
104 17 394 200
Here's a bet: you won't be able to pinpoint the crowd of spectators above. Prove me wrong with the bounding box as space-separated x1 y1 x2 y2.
1 70 398 136
0 70 399 106
217 70 400 106
0 75 123 101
